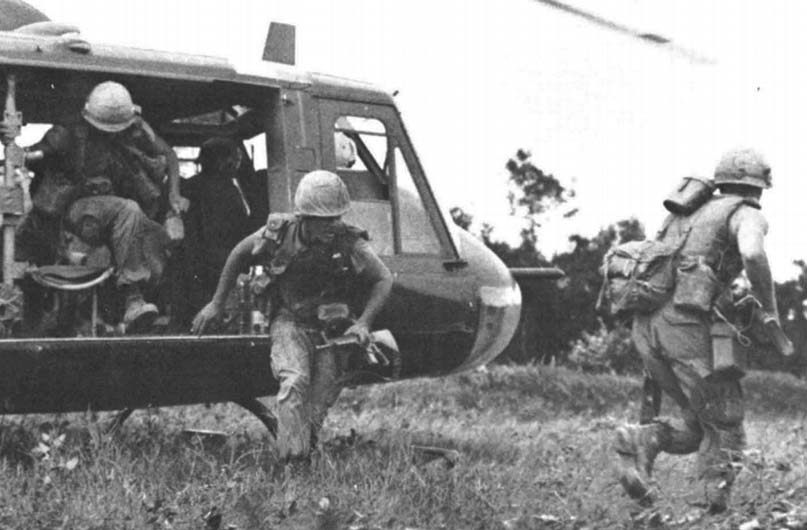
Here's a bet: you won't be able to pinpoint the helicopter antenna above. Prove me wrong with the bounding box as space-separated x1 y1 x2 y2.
532 0 715 65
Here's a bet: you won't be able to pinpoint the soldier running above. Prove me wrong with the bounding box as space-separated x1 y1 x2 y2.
613 148 782 513
191 170 393 460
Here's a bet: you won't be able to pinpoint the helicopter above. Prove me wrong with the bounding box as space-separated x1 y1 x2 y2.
0 0 564 430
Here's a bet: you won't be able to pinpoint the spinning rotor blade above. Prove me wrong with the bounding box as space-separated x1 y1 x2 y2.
532 0 715 65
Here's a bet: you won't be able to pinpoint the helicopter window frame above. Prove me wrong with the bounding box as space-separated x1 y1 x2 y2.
319 101 458 260
329 115 394 255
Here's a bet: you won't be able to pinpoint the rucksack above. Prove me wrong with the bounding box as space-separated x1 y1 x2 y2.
597 236 687 316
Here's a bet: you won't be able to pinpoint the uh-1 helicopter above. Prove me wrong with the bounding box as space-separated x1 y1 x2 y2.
0 0 563 431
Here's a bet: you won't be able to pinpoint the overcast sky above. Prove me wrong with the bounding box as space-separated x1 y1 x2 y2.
31 0 807 279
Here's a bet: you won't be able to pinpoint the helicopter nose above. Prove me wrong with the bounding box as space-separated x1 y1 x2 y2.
453 281 522 372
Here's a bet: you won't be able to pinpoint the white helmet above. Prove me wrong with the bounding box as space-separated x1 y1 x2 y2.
714 147 772 189
82 81 139 132
293 170 351 217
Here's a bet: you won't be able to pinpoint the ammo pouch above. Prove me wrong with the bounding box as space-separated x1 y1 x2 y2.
673 257 721 313
710 320 745 377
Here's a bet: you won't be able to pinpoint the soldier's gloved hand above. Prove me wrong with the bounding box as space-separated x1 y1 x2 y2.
759 310 780 325
344 322 370 347
191 301 222 336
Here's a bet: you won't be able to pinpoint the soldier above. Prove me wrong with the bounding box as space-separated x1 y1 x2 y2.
181 137 254 314
613 148 781 513
12 80 187 331
191 170 393 460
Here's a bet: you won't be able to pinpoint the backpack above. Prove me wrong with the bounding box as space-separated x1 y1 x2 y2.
596 234 688 316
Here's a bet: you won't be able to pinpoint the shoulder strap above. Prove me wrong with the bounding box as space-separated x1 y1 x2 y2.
655 212 692 253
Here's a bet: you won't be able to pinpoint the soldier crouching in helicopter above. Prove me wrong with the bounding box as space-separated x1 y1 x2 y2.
191 170 393 460
602 148 786 513
3 80 188 333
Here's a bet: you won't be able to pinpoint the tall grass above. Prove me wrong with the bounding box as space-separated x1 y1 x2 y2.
0 366 803 528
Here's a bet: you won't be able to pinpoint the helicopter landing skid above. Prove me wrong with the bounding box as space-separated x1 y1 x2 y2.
233 398 278 439
105 407 134 434
104 399 278 439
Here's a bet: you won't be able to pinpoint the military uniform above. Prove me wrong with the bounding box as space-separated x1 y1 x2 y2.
23 118 169 288
629 195 757 489
191 170 392 460
616 148 778 513
255 214 386 458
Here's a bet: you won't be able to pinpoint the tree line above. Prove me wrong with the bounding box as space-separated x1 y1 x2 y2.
452 150 807 376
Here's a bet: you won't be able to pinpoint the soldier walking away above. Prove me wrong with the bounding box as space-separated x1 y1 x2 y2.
191 170 393 461
612 148 783 513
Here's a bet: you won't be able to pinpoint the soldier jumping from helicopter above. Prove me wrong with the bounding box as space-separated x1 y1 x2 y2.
2 80 188 332
191 170 393 460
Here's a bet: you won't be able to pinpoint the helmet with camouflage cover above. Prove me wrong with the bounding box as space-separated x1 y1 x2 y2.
714 148 772 189
82 81 139 133
293 170 351 217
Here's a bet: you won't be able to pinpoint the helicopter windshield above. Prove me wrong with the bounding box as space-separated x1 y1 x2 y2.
332 115 442 256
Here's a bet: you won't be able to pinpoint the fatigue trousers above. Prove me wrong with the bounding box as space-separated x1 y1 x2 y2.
269 312 343 459
632 302 745 488
66 196 166 287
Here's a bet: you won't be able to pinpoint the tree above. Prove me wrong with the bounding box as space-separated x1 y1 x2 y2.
451 149 648 364
505 149 574 247
774 260 807 375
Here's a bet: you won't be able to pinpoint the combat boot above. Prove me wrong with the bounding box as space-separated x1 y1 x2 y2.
613 424 662 505
704 478 731 514
122 294 158 334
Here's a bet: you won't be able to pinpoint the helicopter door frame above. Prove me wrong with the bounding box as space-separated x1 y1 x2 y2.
316 99 458 261
316 99 476 373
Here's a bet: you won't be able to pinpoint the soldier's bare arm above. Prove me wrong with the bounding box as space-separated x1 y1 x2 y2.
191 229 263 334
344 239 393 343
732 206 777 318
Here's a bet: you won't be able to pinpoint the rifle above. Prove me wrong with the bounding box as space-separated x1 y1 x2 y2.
316 329 398 367
2 73 26 285
732 294 794 358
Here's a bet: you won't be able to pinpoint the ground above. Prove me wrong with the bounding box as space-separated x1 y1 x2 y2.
0 365 805 529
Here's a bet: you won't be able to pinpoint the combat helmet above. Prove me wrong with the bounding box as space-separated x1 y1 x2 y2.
294 170 351 217
82 81 139 133
714 147 772 189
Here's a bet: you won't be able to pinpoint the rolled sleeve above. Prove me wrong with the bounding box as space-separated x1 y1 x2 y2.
350 238 391 282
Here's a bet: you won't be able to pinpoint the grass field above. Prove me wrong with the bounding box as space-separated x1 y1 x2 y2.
0 365 805 529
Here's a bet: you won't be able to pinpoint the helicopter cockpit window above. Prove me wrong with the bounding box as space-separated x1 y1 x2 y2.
394 147 441 254
334 116 393 255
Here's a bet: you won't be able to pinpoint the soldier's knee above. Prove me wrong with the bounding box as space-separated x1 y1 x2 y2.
276 370 310 403
74 216 103 246
118 198 144 217
696 378 744 428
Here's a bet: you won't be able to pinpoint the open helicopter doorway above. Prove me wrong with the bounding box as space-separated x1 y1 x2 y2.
1 68 284 338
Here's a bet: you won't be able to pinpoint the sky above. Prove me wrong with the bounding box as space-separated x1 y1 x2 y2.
28 0 807 279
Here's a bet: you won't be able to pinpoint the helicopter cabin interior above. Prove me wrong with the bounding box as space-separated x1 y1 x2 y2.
0 65 458 339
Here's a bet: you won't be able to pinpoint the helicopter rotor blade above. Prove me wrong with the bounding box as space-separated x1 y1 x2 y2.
532 0 715 65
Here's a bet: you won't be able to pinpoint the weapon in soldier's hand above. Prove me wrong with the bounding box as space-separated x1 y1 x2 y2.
763 316 795 357
316 329 398 367
734 294 795 357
